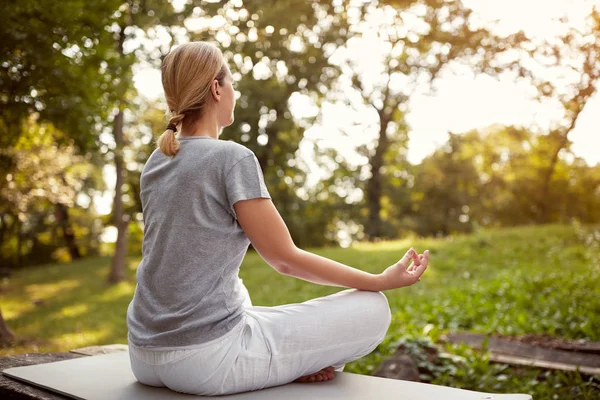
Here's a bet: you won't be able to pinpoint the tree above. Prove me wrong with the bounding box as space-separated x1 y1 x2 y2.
0 0 120 151
0 309 16 347
0 117 103 266
333 0 512 240
497 8 600 223
408 132 480 236
416 125 600 230
103 0 185 283
0 0 122 344
0 117 104 345
468 125 600 227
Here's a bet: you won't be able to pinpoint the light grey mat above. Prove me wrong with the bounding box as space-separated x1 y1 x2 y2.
3 351 532 399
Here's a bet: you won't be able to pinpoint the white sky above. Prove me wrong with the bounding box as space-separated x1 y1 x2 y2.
94 0 600 223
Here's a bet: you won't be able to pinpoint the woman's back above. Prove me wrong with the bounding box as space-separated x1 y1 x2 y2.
126 136 271 348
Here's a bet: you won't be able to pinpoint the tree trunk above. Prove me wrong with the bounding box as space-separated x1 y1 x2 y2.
108 22 129 284
54 203 81 261
16 218 23 267
0 213 5 265
108 109 128 283
0 308 16 346
538 131 569 224
365 113 390 241
0 212 16 266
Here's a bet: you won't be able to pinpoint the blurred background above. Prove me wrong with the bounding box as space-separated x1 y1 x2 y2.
1 0 599 398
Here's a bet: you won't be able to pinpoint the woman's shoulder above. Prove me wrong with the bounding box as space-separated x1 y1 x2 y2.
217 138 253 153
215 139 256 163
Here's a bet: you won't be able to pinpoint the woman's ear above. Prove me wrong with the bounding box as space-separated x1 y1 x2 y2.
211 79 221 100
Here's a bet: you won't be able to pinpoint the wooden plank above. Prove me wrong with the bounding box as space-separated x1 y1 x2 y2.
490 353 600 376
69 344 128 356
445 333 600 375
543 342 600 354
448 332 600 354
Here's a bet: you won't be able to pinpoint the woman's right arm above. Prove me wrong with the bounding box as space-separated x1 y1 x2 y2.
234 198 428 291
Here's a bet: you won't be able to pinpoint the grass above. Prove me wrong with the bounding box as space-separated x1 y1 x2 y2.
2 223 599 399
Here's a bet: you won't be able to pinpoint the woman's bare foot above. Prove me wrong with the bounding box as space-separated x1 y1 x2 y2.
293 366 335 383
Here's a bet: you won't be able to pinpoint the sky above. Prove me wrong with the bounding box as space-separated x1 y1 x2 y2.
93 0 600 223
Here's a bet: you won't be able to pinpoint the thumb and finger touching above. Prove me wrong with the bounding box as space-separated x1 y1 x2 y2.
391 248 430 286
411 250 429 282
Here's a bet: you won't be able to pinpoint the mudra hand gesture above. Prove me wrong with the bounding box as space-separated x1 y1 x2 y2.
378 248 429 290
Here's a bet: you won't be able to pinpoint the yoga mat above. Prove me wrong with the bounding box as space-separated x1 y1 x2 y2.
3 350 532 399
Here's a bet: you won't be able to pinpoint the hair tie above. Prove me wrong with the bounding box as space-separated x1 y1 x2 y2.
166 123 178 133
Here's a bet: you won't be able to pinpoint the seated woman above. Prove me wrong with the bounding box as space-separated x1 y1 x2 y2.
126 40 429 396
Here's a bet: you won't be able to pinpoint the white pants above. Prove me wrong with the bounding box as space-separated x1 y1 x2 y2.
128 285 392 396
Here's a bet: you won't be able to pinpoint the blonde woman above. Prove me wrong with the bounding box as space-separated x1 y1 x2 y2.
126 41 429 396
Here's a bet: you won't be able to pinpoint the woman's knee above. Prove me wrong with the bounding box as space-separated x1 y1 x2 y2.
366 291 392 334
347 290 392 337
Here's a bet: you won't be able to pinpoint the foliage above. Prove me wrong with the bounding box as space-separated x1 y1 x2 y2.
329 0 518 239
487 8 600 224
401 125 600 236
0 0 123 151
1 224 599 399
406 132 480 236
0 117 105 268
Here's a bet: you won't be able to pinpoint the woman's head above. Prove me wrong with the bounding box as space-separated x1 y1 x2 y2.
156 41 236 156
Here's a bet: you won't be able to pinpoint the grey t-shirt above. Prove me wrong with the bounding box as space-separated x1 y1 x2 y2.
126 136 271 348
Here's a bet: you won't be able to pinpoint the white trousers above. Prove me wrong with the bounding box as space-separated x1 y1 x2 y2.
128 285 392 396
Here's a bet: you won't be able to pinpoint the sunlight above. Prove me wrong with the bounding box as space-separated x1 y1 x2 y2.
463 0 598 38
96 281 135 301
54 328 113 348
352 237 415 252
59 303 89 318
25 280 81 300
100 226 118 243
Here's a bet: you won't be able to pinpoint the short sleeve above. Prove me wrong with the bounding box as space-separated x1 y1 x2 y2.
225 154 271 219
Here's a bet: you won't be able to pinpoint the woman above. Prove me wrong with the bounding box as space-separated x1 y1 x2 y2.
126 41 429 396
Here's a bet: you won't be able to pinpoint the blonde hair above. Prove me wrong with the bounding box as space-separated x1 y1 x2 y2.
156 41 228 157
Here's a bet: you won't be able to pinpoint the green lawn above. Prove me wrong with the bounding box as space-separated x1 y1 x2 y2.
2 224 599 399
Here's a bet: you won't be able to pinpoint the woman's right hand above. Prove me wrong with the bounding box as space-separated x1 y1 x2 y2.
377 248 429 290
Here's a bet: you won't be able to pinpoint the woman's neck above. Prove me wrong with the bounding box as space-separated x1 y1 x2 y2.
180 113 220 139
